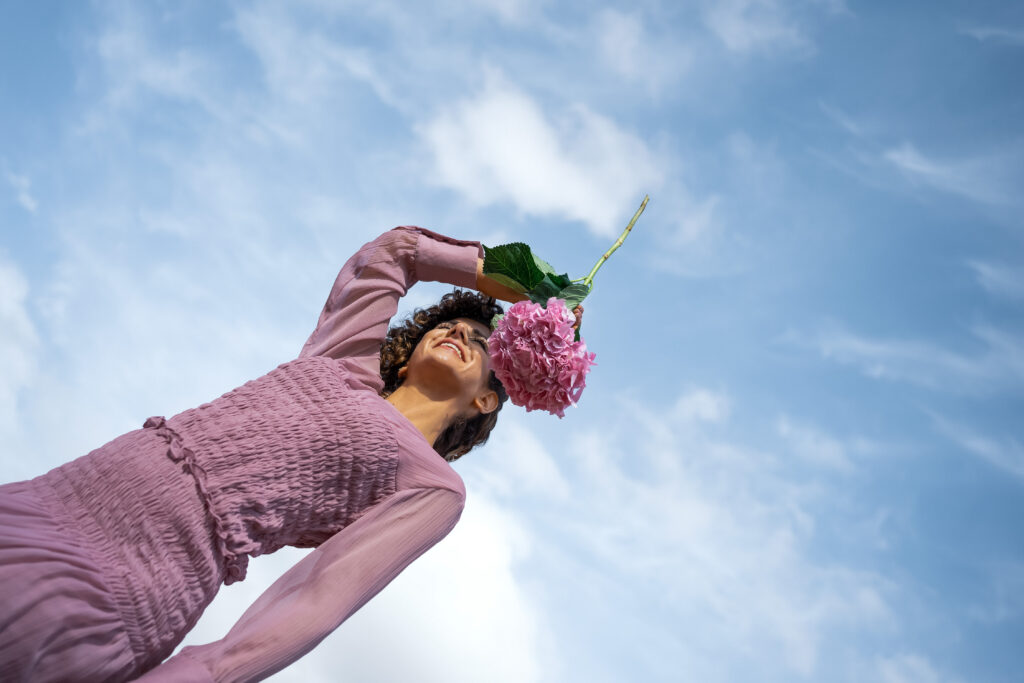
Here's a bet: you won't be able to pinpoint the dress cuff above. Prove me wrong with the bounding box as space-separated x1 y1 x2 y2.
410 227 482 290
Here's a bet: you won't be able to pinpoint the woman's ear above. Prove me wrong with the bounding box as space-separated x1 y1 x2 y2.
397 366 408 380
473 389 499 415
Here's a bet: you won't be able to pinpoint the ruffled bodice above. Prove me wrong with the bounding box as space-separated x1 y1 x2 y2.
148 356 401 584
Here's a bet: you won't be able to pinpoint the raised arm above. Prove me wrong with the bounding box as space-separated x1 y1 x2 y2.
298 227 482 373
136 487 464 683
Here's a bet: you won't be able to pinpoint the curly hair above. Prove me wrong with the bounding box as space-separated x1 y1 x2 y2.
380 289 508 461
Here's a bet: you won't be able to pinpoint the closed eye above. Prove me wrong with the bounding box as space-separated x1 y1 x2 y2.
435 322 488 351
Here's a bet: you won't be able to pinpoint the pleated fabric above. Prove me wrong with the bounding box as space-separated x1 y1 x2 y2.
0 480 135 682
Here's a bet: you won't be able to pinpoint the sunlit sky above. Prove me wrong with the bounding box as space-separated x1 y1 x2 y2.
2 2 1023 681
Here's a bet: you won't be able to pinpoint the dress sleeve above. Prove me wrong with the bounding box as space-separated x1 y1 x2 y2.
298 226 482 388
135 486 465 683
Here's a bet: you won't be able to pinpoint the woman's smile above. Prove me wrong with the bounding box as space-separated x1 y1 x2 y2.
437 339 465 361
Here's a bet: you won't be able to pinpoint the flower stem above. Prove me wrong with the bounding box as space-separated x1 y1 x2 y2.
582 195 648 288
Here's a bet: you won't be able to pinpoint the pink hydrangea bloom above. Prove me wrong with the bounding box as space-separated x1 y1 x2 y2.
488 297 597 418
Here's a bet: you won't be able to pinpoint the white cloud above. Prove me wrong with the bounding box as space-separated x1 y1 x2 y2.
593 9 692 92
87 4 222 119
960 26 1024 45
669 194 722 248
233 5 397 112
883 143 1019 207
968 260 1024 300
418 73 663 237
819 100 868 137
468 418 571 501
673 387 731 422
777 416 854 472
968 561 1024 624
461 0 540 25
0 257 38 446
704 0 807 53
932 415 1024 482
4 171 38 213
876 653 957 683
811 323 1024 395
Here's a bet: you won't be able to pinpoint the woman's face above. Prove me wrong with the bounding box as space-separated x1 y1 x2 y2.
402 317 498 414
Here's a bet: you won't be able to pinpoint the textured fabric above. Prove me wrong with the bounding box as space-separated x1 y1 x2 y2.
153 356 402 584
0 226 482 682
0 480 136 682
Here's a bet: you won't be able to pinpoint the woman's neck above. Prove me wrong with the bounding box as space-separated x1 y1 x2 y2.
385 384 461 446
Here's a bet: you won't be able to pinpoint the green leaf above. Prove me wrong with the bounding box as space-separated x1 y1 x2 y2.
555 283 591 310
549 271 573 289
483 243 545 290
531 253 559 277
485 272 528 294
526 273 566 304
490 312 505 329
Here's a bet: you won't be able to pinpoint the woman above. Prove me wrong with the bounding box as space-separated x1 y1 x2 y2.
0 226 547 682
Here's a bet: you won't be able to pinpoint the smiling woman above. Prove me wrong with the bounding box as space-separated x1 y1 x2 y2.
0 227 529 682
380 292 510 461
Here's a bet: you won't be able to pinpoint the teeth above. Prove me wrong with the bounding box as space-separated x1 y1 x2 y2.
440 341 463 360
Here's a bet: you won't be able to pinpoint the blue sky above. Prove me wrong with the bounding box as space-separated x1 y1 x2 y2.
1 1 1022 681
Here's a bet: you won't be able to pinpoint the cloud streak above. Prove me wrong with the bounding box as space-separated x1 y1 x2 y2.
932 415 1024 482
960 26 1024 46
0 258 38 454
883 143 1021 207
968 260 1024 300
811 324 1024 395
4 171 38 213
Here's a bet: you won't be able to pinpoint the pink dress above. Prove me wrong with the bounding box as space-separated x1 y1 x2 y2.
0 227 483 682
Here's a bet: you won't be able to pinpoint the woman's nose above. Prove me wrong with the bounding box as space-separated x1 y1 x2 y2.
449 322 470 342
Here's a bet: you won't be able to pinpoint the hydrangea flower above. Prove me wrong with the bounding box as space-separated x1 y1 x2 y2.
488 297 597 418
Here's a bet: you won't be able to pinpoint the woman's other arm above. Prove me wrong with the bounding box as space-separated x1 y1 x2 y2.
135 487 464 683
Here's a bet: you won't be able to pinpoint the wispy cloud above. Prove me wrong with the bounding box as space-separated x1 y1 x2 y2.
819 100 868 137
4 171 38 213
418 72 663 237
812 323 1024 395
932 415 1024 482
968 260 1024 300
0 257 38 449
968 561 1024 624
593 9 692 92
883 143 1020 207
960 26 1024 46
777 416 855 472
875 653 958 683
704 0 807 53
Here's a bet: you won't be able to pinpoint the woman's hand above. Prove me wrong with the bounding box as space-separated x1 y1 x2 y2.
572 305 584 332
475 258 531 304
475 259 586 331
